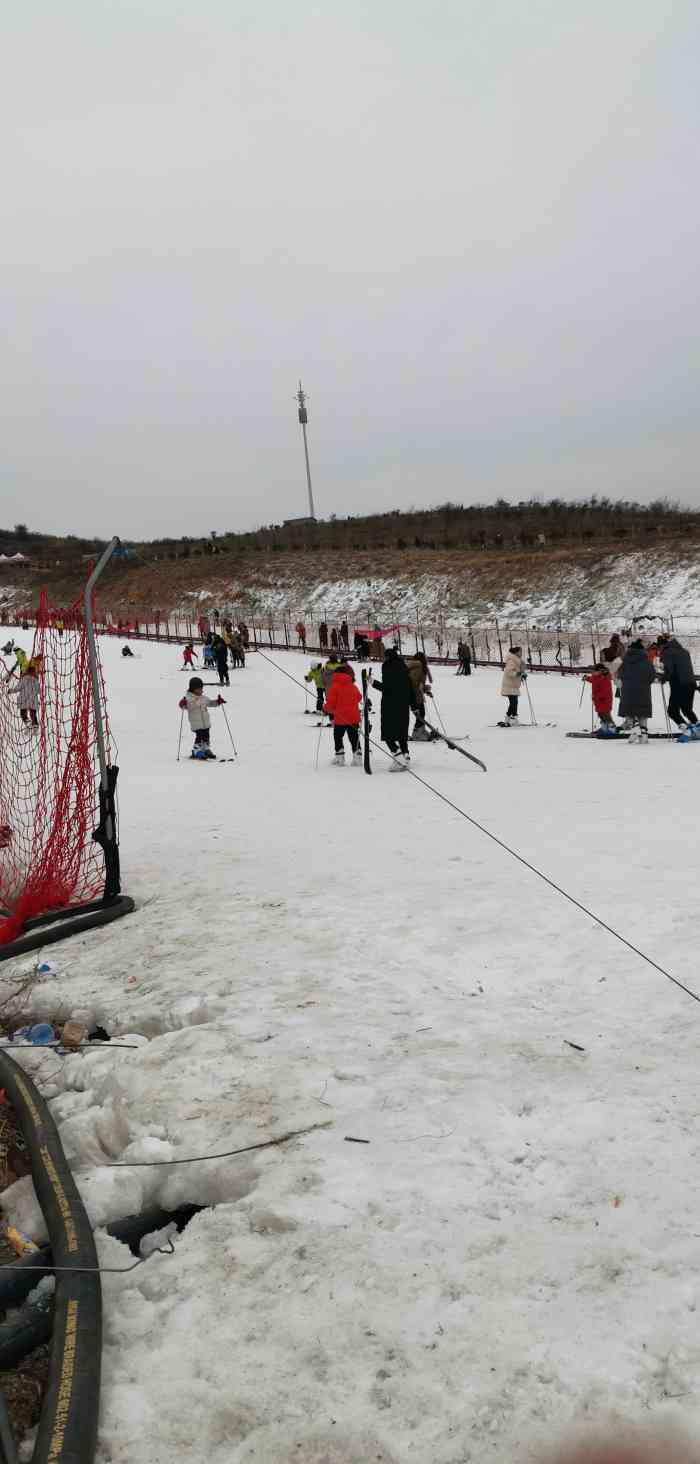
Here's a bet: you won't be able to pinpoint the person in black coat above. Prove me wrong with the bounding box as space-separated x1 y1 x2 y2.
372 647 417 766
656 634 697 729
619 640 655 740
213 636 230 686
457 639 472 676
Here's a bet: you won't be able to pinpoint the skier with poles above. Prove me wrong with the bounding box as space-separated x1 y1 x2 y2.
499 647 527 725
178 677 226 760
182 642 197 670
656 633 698 734
372 647 416 770
583 664 617 734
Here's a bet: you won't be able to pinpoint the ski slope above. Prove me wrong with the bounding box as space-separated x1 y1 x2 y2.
2 634 699 1463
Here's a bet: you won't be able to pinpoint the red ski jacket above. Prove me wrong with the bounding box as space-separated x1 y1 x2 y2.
324 671 362 726
586 671 613 715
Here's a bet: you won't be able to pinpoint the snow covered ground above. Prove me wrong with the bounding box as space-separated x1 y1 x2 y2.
2 633 700 1463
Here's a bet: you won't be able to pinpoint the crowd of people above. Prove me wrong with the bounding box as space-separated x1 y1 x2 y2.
181 622 248 685
586 630 699 741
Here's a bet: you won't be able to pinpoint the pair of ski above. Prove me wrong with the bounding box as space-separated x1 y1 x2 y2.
495 720 557 729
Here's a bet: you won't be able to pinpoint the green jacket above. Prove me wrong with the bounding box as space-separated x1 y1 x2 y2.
304 665 324 688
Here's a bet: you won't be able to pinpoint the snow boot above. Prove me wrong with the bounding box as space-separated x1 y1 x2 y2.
332 753 345 766
352 749 362 765
411 724 431 742
506 715 519 725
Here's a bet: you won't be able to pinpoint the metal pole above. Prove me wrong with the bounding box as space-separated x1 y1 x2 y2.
297 382 316 519
83 536 119 807
301 422 315 519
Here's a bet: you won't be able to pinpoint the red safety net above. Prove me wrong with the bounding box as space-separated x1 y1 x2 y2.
0 591 113 946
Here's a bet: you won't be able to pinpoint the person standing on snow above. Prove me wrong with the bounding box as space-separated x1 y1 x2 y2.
178 678 226 759
213 635 230 687
406 651 435 741
372 646 416 769
584 663 616 731
182 642 197 670
457 638 472 675
9 664 40 728
656 633 698 731
618 640 655 742
324 662 362 766
340 620 350 652
318 622 329 650
500 646 526 723
304 662 326 713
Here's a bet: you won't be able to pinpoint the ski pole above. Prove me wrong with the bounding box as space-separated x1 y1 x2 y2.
524 678 537 726
660 683 671 735
429 688 449 737
221 706 237 757
176 709 184 761
314 722 328 771
578 679 586 709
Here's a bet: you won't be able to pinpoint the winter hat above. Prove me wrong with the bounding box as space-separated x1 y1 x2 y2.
188 676 204 691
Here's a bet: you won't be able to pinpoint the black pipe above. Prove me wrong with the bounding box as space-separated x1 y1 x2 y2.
0 1051 101 1464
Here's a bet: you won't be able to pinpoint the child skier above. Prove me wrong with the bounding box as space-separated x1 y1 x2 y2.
304 662 326 713
584 664 616 731
182 643 197 669
178 678 226 759
10 664 40 728
323 663 362 765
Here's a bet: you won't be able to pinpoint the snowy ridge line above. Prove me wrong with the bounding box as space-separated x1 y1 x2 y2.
263 650 700 1010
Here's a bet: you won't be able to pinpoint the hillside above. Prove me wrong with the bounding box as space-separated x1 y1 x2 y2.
1 500 699 630
3 536 700 633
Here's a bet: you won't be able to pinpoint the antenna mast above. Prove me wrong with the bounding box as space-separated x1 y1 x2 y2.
296 381 316 519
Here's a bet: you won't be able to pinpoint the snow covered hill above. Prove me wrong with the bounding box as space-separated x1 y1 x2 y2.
170 543 700 631
1 636 699 1462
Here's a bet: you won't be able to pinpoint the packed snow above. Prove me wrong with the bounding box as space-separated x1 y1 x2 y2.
2 632 700 1463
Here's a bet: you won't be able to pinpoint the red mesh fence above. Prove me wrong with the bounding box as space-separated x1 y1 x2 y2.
0 590 112 945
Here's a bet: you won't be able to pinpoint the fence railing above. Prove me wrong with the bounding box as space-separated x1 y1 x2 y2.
5 606 697 672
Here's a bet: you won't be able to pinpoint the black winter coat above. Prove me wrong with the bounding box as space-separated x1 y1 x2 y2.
659 638 695 687
619 647 655 718
373 656 415 742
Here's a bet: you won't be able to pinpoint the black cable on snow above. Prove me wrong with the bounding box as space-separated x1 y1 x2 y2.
259 651 700 1008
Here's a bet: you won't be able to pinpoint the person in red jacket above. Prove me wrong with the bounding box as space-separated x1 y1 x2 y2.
323 663 362 766
584 663 616 729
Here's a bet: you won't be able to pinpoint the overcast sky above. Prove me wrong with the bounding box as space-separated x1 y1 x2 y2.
3 1 699 539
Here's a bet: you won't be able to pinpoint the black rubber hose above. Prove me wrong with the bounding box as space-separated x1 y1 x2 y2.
0 1295 52 1373
0 1052 101 1464
0 1391 17 1464
0 896 135 963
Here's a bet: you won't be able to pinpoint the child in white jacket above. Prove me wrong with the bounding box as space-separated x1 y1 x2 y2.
178 677 225 759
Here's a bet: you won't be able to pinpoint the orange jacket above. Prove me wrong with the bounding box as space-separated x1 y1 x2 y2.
324 670 361 726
